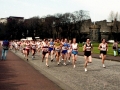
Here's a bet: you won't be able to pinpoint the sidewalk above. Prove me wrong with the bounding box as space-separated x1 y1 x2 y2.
78 52 120 62
0 48 62 90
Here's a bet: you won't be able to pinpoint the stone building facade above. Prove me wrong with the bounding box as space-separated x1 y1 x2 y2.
81 19 120 42
0 18 7 24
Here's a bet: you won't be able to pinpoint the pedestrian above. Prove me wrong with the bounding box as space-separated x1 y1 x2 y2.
83 39 93 72
98 39 108 68
1 38 9 60
112 40 118 56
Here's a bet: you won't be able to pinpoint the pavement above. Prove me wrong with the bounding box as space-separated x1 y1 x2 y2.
0 48 62 90
1 49 120 90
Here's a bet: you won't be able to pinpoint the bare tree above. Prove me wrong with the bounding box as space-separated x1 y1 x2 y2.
108 11 115 22
108 11 119 40
73 10 90 41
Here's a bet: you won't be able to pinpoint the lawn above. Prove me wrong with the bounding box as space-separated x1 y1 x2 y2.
78 43 120 55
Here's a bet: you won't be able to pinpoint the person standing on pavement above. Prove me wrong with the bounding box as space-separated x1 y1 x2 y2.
83 39 93 72
112 40 118 56
1 39 9 60
98 38 108 68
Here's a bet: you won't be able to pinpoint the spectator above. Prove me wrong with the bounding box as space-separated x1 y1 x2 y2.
1 38 9 60
112 40 118 56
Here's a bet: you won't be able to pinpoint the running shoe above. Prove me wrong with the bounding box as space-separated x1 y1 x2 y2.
57 62 60 65
103 64 106 68
85 68 87 72
46 64 49 67
63 63 66 66
73 65 76 68
68 60 71 63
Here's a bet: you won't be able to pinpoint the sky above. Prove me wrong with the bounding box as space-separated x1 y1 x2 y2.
0 0 120 21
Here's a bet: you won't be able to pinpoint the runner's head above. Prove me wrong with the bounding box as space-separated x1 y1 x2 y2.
69 40 71 44
45 39 48 43
73 38 76 43
64 38 67 43
50 38 53 42
102 38 106 43
86 38 90 44
56 38 60 43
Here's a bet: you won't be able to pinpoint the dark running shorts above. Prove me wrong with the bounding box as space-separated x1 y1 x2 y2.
100 51 107 55
84 51 91 57
42 51 48 56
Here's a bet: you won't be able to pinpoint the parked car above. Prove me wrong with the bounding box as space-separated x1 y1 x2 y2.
107 40 114 43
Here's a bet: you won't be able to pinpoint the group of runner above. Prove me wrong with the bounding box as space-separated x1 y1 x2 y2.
9 38 108 72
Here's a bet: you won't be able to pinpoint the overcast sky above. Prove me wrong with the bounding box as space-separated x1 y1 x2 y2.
0 0 120 21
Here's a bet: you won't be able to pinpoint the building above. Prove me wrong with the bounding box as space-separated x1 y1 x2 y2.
0 18 7 24
80 19 120 42
7 16 24 22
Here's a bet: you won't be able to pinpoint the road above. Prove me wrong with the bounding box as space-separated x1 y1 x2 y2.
1 49 120 90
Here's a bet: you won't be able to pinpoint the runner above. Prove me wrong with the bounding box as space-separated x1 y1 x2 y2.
54 39 61 65
98 38 108 68
71 38 78 68
61 38 69 66
41 39 49 67
21 41 26 57
14 41 18 52
24 41 31 61
67 40 72 63
17 41 21 51
60 38 64 61
83 39 93 72
31 40 37 60
49 39 54 62
9 40 14 50
36 40 41 55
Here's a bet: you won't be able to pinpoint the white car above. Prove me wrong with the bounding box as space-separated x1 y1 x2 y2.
107 40 114 43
